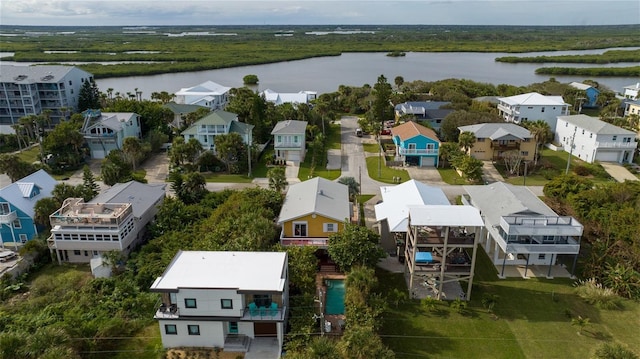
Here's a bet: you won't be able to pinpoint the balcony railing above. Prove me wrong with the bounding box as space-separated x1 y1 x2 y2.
398 148 438 155
595 141 637 149
274 141 303 148
0 211 17 224
491 142 520 150
281 237 328 247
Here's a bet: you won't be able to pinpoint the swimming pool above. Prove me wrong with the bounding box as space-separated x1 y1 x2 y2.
325 279 345 315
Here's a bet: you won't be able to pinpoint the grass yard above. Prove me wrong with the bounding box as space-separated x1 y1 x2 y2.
437 167 468 185
201 173 253 183
114 324 164 359
363 142 380 153
365 156 410 184
327 123 342 150
298 161 341 181
357 194 376 203
378 248 640 359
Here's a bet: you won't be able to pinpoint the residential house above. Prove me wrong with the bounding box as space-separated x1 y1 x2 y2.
163 102 208 128
0 169 57 249
391 121 440 167
277 177 350 248
261 89 317 106
458 123 536 161
497 92 570 129
394 101 453 130
555 114 637 164
181 110 253 151
48 181 165 265
404 205 484 300
463 182 583 278
374 180 450 254
82 109 142 159
569 82 600 109
150 250 288 355
623 82 640 100
623 100 640 117
271 120 307 163
175 81 231 110
0 65 93 133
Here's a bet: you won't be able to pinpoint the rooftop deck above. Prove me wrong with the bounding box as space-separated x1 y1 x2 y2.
50 198 132 228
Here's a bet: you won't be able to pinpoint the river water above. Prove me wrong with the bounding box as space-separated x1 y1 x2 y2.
3 49 639 97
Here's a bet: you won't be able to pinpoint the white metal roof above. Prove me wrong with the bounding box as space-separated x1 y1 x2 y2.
407 205 483 227
498 92 568 106
277 177 350 223
150 251 287 292
375 180 450 232
90 181 165 218
175 80 231 96
557 114 636 135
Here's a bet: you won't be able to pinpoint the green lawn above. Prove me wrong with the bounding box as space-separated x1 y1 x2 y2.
365 156 410 184
378 248 640 359
114 324 164 359
357 194 376 203
201 173 253 183
17 146 40 163
363 143 380 153
298 162 341 181
437 167 468 185
327 123 342 150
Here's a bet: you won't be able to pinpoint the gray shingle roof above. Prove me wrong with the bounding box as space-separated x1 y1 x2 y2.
458 123 532 140
0 64 89 84
271 120 308 135
90 181 165 218
278 177 349 223
557 115 636 135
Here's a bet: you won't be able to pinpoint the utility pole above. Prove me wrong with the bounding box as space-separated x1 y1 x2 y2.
247 127 252 177
523 161 528 186
565 126 577 175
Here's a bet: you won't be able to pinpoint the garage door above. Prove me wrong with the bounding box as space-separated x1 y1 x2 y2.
596 151 620 162
92 150 106 159
420 156 436 167
286 151 301 162
254 323 277 337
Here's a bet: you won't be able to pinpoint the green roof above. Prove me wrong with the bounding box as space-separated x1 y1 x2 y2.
181 110 253 136
164 102 207 114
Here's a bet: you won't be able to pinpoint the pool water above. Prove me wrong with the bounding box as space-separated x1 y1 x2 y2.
325 279 345 315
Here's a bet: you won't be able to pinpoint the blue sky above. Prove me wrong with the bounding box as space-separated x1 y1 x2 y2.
1 0 639 26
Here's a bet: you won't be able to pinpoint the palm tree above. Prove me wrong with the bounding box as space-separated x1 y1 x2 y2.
267 166 288 192
527 120 552 165
458 131 476 153
338 176 360 200
571 315 590 335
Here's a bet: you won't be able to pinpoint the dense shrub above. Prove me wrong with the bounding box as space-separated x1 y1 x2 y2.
574 278 622 310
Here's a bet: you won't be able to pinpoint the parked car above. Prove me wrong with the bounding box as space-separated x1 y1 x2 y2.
356 128 363 137
380 128 392 135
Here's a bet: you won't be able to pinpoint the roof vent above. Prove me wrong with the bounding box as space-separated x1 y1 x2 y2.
14 75 27 81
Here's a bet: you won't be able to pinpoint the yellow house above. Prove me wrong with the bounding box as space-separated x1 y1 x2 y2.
277 177 351 248
458 123 536 162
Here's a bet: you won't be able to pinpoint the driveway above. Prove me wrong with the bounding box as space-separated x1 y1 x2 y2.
481 160 504 184
600 162 639 182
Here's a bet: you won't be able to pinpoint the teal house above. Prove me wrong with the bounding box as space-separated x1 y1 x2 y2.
181 110 253 151
391 121 441 167
0 170 57 249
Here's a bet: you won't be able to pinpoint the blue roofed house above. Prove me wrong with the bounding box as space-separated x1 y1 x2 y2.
82 110 142 159
0 169 57 249
569 82 600 109
391 121 440 167
181 110 253 151
394 101 453 130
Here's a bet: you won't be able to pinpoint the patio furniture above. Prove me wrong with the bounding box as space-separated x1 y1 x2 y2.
248 302 258 316
259 306 267 317
270 302 278 316
415 251 433 264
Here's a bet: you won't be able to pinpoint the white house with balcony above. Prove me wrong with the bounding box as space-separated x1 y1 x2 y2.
82 110 142 159
497 92 570 129
271 120 307 163
622 82 640 100
175 81 231 110
555 114 637 164
48 181 165 265
261 89 317 106
181 110 253 151
463 182 583 279
150 251 288 356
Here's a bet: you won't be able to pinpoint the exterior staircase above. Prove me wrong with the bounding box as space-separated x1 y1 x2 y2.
224 334 251 352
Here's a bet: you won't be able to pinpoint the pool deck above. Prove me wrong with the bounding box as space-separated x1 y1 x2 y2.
316 272 347 336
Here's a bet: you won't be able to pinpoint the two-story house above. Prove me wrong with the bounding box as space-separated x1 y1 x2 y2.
163 102 209 129
391 121 440 167
261 89 317 106
569 82 600 109
623 82 640 100
623 99 640 118
82 109 142 159
277 177 350 248
405 205 484 300
181 110 253 151
175 81 231 110
48 181 165 264
458 123 536 161
497 92 570 129
463 182 583 278
555 114 637 164
0 65 93 133
0 169 57 249
394 101 453 130
150 250 288 355
271 120 307 163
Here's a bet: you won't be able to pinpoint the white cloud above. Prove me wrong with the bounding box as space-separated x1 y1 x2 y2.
1 0 638 26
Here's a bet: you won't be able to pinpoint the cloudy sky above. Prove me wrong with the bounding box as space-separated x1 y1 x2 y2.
1 0 638 26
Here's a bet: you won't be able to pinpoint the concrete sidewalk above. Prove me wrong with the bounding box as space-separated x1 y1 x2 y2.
600 162 638 182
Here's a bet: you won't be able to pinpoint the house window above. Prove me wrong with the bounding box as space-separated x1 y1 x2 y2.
293 222 307 237
19 234 27 243
73 250 81 255
541 107 545 112
185 298 197 308
477 138 485 142
277 135 281 142
624 137 631 143
165 324 177 335
253 294 272 307
538 254 546 260
12 219 21 229
0 203 10 214
187 325 200 335
93 251 98 256
612 136 617 141
324 223 337 232
84 251 89 256
582 129 585 135
565 122 568 127
521 151 529 156
229 322 239 334
221 299 233 309
589 133 592 138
